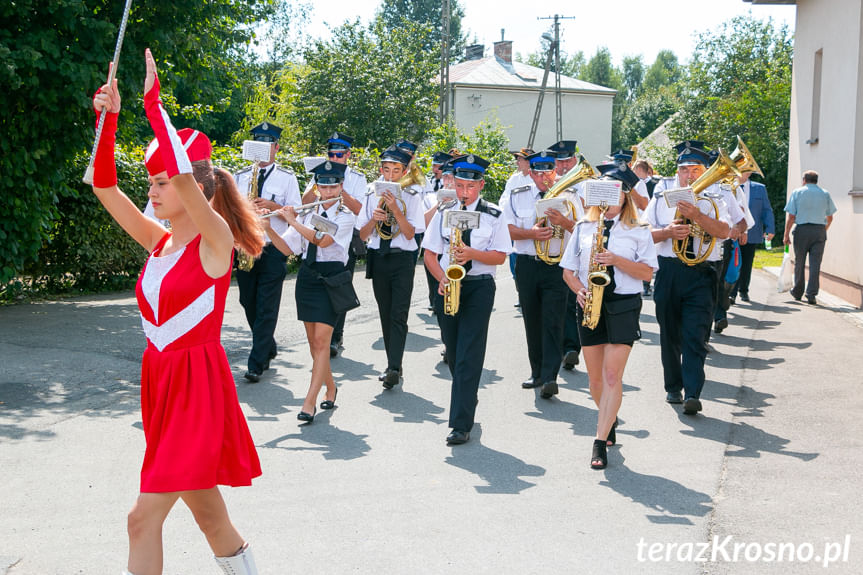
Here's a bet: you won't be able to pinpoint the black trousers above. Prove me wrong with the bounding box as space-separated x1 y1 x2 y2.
654 256 717 400
792 223 827 298
434 278 495 432
236 244 288 372
330 232 359 344
731 242 758 298
369 249 416 371
515 255 568 383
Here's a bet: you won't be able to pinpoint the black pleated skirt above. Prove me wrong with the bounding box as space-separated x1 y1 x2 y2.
295 261 345 326
576 293 642 347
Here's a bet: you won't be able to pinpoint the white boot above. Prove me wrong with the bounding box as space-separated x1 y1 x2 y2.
214 543 258 575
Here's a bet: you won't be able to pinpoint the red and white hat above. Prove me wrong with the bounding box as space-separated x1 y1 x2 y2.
144 128 212 176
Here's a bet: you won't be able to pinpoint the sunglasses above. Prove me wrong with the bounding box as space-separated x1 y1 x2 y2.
328 151 347 158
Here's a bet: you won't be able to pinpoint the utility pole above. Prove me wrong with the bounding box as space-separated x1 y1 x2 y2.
537 14 575 142
439 0 451 123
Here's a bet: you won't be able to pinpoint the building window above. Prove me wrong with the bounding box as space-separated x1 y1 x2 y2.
807 48 823 145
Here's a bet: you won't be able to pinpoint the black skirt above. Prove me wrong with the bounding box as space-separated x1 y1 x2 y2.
295 261 346 326
576 293 642 347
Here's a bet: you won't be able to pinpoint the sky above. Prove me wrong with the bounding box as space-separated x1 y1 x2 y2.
302 0 797 66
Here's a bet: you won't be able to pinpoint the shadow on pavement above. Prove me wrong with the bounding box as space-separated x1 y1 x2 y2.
370 389 447 424
260 414 371 461
599 454 713 525
444 424 546 494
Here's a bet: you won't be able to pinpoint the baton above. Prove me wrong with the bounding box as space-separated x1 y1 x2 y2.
82 0 135 185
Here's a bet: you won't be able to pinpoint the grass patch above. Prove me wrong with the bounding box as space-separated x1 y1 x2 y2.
753 246 786 269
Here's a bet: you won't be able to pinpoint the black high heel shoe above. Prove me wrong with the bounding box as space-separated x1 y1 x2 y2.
320 388 338 410
606 417 618 446
590 439 608 470
297 407 316 423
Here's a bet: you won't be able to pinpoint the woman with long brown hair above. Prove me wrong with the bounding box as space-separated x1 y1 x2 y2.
89 49 261 574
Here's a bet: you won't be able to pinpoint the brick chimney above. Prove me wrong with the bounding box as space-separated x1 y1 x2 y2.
494 41 512 64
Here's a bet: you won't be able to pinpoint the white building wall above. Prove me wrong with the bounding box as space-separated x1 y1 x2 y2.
788 0 863 298
451 86 614 166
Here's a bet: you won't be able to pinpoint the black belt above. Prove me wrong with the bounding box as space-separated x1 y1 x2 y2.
516 253 559 265
658 255 719 273
370 247 408 255
462 274 493 282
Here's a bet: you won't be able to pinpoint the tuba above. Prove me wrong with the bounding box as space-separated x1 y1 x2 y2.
443 203 467 316
236 161 261 272
534 154 596 264
582 204 611 330
671 148 741 266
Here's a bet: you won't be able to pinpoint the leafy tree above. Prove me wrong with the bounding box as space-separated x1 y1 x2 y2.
619 87 679 148
622 55 645 101
668 16 793 234
643 50 683 93
0 0 272 291
291 19 439 151
520 49 585 78
377 0 468 61
582 47 627 151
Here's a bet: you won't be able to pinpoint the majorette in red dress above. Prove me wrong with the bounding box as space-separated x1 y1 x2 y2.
135 232 261 492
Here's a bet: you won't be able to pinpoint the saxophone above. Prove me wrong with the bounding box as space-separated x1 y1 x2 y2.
236 161 261 272
582 205 611 329
443 205 466 316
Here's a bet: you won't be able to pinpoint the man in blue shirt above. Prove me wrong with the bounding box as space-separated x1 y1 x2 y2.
783 170 837 304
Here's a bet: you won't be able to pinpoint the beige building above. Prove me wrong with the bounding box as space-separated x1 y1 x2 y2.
446 41 616 165
748 0 863 307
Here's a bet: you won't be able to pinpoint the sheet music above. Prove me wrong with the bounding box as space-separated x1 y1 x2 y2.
436 188 457 203
584 180 622 207
444 210 481 230
662 187 697 208
309 213 339 236
302 156 327 173
535 197 570 219
374 181 402 199
242 140 272 162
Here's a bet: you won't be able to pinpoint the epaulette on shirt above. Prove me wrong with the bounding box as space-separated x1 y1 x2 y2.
477 199 502 218
510 185 531 194
402 186 419 196
235 165 253 176
275 166 295 175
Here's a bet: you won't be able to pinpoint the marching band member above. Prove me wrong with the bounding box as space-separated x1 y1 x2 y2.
500 148 535 309
234 122 301 382
646 141 746 416
609 149 649 212
357 145 426 389
301 132 366 358
265 161 356 423
561 163 658 469
90 49 261 575
551 140 583 370
423 155 512 445
422 151 454 312
507 150 583 400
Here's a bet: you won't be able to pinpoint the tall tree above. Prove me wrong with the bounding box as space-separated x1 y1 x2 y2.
0 0 272 288
376 0 468 61
642 49 683 93
582 47 626 151
669 16 793 234
291 19 440 150
622 55 645 101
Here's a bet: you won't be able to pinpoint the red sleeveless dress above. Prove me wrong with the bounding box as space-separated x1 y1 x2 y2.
135 233 261 492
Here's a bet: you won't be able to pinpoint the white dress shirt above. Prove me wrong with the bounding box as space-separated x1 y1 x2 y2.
646 176 745 261
560 216 659 295
422 198 513 277
356 183 426 251
235 164 301 242
278 201 356 265
505 182 585 256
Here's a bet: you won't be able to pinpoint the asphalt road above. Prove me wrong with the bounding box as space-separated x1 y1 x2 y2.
1 264 860 574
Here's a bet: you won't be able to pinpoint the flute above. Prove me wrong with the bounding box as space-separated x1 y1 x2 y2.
82 0 134 185
259 198 340 219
